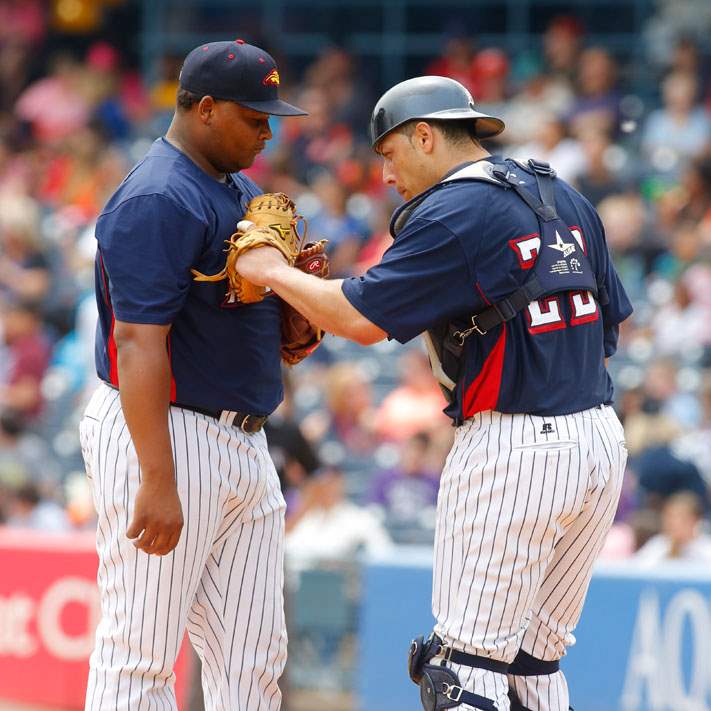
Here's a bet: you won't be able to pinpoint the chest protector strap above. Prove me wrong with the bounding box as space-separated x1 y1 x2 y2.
418 159 611 407
452 159 608 343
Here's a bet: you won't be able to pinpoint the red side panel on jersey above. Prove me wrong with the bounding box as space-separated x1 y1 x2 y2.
99 254 119 386
107 315 119 386
166 334 177 402
462 325 507 417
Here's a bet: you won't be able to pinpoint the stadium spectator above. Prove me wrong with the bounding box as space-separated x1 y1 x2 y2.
285 86 354 184
567 47 621 137
0 191 49 305
425 34 479 96
542 15 584 93
502 68 573 145
308 170 370 277
374 349 449 441
285 467 393 563
634 491 711 564
0 408 58 487
14 52 91 144
641 71 711 176
0 300 51 421
651 270 711 356
634 445 708 512
4 481 69 531
575 128 630 206
511 113 586 183
469 48 509 107
366 431 439 528
303 362 379 461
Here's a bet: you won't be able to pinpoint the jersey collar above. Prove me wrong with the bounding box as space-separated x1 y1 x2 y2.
389 155 506 238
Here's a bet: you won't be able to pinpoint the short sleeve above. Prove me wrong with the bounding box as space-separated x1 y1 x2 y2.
97 194 207 324
590 213 633 357
342 217 478 344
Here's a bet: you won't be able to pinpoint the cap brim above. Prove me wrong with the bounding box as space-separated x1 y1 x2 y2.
237 98 308 116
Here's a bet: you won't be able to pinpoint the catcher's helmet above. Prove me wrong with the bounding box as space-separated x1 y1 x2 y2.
369 75 505 147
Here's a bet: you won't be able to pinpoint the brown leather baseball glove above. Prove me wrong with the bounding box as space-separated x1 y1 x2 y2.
280 239 329 366
191 192 304 304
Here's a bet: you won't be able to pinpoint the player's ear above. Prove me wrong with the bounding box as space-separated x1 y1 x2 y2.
413 121 435 154
197 95 217 125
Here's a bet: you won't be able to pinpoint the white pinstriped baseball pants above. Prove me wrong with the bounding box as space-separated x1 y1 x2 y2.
79 383 287 710
432 405 627 710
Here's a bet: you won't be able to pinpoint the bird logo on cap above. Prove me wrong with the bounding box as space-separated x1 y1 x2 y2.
262 68 280 86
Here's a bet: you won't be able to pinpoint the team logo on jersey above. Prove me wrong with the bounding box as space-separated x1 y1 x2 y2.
262 69 280 86
548 230 576 258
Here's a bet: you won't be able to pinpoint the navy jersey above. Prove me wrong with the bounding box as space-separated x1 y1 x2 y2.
94 137 283 415
342 157 633 420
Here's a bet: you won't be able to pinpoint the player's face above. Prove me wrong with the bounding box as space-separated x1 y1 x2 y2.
377 131 432 201
210 103 272 172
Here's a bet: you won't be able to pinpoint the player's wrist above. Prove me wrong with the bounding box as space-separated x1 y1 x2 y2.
138 463 177 485
263 256 295 285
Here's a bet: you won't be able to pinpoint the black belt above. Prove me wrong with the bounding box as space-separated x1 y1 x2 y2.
101 382 267 433
173 402 268 434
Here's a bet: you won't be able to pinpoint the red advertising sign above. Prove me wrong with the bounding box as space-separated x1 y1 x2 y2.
0 528 190 710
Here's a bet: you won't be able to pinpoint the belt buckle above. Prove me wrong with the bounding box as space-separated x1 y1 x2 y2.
239 414 255 433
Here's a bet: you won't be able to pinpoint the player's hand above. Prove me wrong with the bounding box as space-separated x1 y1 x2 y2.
126 477 184 556
234 246 288 287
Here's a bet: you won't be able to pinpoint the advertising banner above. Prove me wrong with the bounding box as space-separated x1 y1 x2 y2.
0 529 190 710
359 551 711 711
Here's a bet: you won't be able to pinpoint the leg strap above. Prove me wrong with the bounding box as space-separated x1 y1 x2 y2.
507 649 560 676
441 645 510 674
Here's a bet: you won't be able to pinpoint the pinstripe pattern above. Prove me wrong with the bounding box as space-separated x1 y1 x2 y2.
79 383 287 710
432 405 627 711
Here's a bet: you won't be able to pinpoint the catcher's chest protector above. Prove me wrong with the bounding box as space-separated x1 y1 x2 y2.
395 159 605 405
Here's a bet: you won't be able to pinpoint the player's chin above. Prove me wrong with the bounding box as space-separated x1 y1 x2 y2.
221 155 255 173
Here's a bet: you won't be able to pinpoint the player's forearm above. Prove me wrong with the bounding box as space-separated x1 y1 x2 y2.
266 264 385 344
115 333 175 481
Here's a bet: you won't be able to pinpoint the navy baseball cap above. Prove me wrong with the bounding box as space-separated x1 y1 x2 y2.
178 40 307 116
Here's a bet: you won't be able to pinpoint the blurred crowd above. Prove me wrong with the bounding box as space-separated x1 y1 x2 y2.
0 2 710 569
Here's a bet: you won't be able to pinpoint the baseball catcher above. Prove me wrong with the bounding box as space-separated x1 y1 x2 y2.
192 192 328 364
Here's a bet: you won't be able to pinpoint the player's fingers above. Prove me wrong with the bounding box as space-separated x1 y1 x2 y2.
132 528 158 553
165 528 182 553
126 516 145 540
151 529 180 556
142 532 170 556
